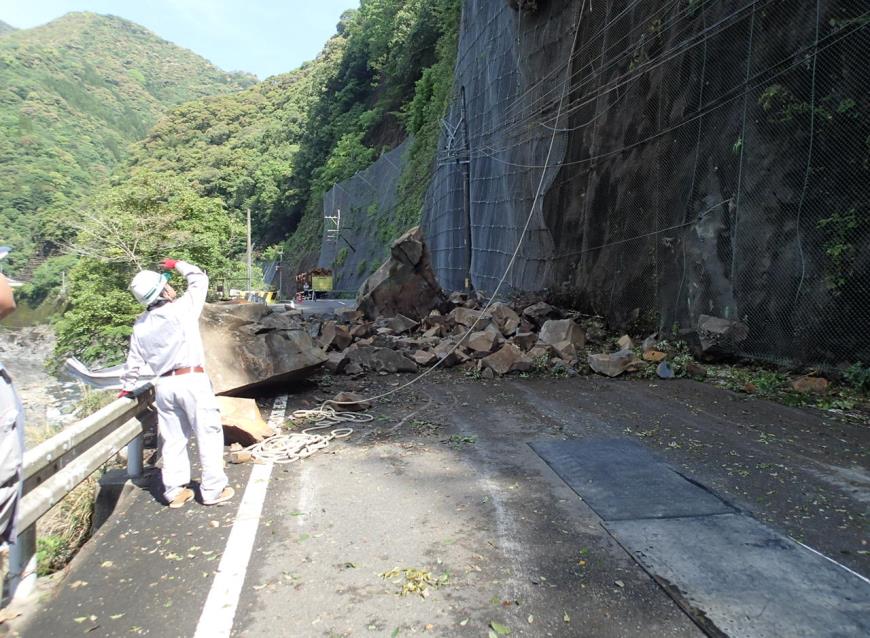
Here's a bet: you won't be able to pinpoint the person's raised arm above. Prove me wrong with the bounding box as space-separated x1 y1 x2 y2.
162 258 208 317
0 275 16 320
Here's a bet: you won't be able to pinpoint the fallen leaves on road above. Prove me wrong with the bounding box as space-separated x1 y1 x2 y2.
489 620 511 636
379 567 448 598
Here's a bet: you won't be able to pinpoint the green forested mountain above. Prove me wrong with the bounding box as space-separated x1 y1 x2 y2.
0 20 15 35
55 0 460 365
0 12 255 275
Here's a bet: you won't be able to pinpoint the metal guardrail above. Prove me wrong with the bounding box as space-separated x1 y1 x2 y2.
5 384 156 603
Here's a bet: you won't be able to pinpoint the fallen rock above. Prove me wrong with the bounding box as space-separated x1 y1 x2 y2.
345 361 364 376
551 340 578 362
412 350 438 366
385 314 419 334
466 330 500 355
512 332 538 351
685 362 708 379
588 350 638 378
617 335 634 351
449 307 488 329
349 323 373 339
347 347 418 373
201 304 327 395
522 301 561 327
325 351 349 374
328 391 372 412
642 350 668 363
335 308 363 323
539 319 586 348
656 361 675 379
791 376 829 394
433 339 465 368
482 343 533 376
486 302 521 336
527 344 554 361
357 226 445 320
319 321 353 351
216 396 275 447
641 334 658 352
695 314 749 359
229 450 254 464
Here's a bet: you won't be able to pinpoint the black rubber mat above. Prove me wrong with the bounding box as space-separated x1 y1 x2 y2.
530 438 734 521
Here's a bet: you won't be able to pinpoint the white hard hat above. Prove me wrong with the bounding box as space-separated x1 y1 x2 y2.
130 270 169 306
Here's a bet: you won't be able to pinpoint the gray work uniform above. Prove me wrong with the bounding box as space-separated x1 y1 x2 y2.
120 262 227 503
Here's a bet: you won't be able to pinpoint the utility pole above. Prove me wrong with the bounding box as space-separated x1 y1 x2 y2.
460 86 473 293
246 208 252 292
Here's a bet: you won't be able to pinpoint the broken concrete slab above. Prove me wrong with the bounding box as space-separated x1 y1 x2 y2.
200 304 327 396
357 226 445 320
216 396 275 447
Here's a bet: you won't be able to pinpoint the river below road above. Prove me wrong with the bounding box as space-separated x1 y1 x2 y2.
0 325 84 446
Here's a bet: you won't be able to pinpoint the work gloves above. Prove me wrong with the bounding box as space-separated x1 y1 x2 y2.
160 258 178 270
117 390 131 399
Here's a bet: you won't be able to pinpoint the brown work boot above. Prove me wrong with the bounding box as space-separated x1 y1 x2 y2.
168 487 195 508
203 486 235 506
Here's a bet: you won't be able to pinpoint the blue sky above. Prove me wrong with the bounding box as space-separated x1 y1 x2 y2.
0 0 359 79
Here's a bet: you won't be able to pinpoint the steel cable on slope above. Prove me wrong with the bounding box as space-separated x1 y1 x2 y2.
322 0 589 413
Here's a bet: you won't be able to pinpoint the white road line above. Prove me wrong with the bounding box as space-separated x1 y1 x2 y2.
796 540 870 586
193 395 285 638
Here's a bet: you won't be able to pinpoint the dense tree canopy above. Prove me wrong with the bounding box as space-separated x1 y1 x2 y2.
0 12 254 275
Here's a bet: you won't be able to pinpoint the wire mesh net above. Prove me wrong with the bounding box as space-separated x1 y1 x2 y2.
420 0 869 368
321 0 868 369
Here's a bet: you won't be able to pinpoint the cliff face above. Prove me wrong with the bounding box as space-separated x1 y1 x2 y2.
417 0 869 367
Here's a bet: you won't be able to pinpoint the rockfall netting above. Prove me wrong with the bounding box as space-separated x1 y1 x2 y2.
418 0 869 369
318 140 410 292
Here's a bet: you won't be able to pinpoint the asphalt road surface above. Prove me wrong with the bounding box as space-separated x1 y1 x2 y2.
16 372 869 637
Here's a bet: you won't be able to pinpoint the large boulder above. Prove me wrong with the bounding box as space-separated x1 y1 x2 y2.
200 304 328 396
693 314 750 360
539 319 586 348
357 227 445 320
482 343 533 376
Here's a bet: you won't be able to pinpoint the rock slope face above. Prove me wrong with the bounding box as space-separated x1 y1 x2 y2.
415 0 868 367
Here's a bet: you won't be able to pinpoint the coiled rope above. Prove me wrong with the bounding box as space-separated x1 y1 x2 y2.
246 406 373 464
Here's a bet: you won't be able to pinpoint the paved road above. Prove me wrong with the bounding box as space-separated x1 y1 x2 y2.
15 373 870 636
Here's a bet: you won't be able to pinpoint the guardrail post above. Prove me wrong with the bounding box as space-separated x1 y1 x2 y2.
126 434 143 478
6 525 37 602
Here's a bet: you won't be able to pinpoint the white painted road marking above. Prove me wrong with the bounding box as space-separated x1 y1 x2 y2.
193 396 285 638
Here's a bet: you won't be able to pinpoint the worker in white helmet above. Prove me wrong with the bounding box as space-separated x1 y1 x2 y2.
119 259 233 508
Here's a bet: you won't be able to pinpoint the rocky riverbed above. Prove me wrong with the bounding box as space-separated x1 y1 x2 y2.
0 325 82 445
